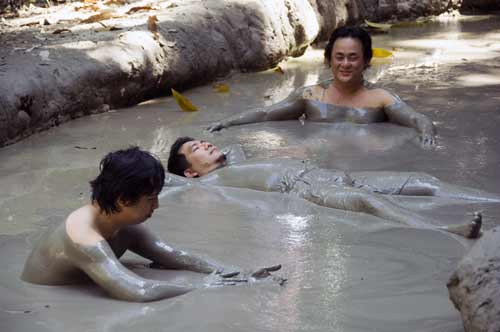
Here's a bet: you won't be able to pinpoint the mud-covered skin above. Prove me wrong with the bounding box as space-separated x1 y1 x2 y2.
166 156 498 238
21 222 219 302
207 83 436 146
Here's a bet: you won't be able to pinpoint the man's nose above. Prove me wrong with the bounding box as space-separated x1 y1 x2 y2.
203 142 212 149
340 58 350 65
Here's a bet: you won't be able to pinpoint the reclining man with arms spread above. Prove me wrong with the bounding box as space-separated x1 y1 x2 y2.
22 147 283 302
167 137 500 239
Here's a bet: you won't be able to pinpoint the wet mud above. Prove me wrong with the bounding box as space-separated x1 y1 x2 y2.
1 14 500 332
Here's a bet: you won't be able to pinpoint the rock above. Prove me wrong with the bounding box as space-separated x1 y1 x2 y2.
447 226 500 332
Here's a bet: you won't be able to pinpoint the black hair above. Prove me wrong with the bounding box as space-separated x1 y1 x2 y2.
167 137 194 177
324 26 372 67
90 146 165 214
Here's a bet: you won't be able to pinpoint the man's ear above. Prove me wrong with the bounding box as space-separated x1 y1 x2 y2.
117 198 130 208
184 168 198 178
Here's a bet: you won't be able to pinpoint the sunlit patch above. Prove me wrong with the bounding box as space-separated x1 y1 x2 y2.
455 73 500 87
276 213 313 246
243 131 286 150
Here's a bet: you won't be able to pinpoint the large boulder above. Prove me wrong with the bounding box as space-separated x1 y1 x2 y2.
447 226 500 332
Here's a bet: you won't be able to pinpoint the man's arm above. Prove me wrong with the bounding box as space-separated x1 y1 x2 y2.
207 87 308 132
64 237 193 302
124 224 221 274
382 91 436 147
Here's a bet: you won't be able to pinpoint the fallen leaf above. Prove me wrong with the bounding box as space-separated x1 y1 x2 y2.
52 28 71 34
364 20 392 31
171 89 198 112
372 47 393 58
74 4 100 11
104 0 127 5
147 15 158 36
84 0 98 3
273 66 284 74
80 11 117 24
127 6 155 14
20 21 39 27
213 83 230 93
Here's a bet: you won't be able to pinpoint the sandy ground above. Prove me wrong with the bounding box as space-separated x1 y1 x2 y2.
1 13 500 332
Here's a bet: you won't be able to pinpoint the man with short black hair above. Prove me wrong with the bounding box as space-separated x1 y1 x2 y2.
22 146 282 302
167 137 499 239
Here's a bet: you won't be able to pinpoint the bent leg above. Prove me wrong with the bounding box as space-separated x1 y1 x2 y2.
351 171 500 202
303 186 481 238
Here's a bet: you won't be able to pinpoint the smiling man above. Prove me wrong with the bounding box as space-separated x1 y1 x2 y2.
167 137 500 239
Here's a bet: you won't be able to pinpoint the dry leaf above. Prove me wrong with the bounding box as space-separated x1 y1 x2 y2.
52 28 71 34
273 66 284 74
81 12 117 24
213 83 230 93
364 20 392 31
83 0 98 3
74 4 100 12
127 6 155 14
372 47 393 58
147 15 159 38
20 21 39 27
104 0 127 5
171 89 198 112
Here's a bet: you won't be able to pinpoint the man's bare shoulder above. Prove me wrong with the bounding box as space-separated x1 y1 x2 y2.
301 84 324 101
365 88 397 107
65 205 104 246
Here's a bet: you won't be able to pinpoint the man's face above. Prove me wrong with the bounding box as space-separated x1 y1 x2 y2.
119 193 159 225
330 37 367 84
180 140 224 177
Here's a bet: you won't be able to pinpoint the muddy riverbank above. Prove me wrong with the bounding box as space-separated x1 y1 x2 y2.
0 0 467 146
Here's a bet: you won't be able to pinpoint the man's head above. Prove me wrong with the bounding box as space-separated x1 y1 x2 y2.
90 146 165 217
168 137 225 178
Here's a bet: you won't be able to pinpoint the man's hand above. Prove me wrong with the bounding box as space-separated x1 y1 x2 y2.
207 265 286 287
207 121 226 132
419 132 436 148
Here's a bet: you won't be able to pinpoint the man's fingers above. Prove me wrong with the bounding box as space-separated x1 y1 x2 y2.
221 271 240 278
251 264 282 278
221 278 248 283
207 123 223 132
264 264 281 272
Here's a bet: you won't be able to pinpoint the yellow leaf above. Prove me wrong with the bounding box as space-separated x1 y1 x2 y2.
147 15 158 31
273 66 284 74
364 20 392 31
127 6 155 14
372 47 393 58
213 83 230 93
171 89 198 112
80 11 117 24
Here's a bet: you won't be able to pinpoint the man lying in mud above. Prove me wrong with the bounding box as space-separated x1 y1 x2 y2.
167 137 500 239
21 146 283 302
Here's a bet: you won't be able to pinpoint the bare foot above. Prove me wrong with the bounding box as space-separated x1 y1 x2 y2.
443 212 482 239
469 212 482 239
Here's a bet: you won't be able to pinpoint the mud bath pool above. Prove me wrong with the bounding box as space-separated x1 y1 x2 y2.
1 14 500 332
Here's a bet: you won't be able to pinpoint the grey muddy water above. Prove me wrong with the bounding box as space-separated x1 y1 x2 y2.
2 14 500 332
